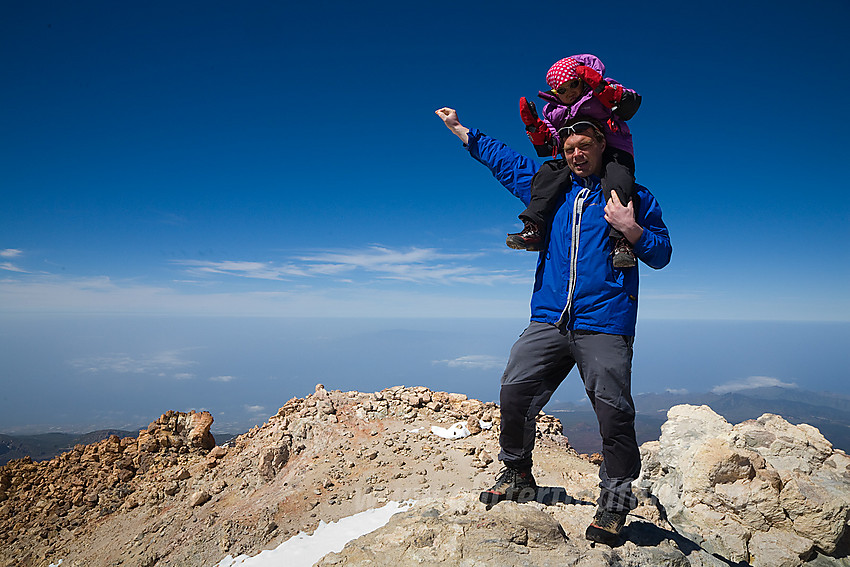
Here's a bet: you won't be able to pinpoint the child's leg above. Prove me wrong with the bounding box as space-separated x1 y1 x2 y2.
519 159 574 232
600 149 637 240
507 160 573 251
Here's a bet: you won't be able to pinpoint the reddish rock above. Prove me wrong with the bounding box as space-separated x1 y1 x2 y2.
188 411 215 450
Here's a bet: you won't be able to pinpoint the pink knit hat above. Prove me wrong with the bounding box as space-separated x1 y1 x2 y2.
546 57 580 89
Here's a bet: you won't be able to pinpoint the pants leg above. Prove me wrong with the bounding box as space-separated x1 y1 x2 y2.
518 159 573 233
600 149 637 241
570 331 639 512
498 322 576 468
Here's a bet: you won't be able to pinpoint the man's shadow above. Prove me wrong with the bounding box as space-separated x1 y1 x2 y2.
534 485 594 506
483 485 594 510
609 516 749 567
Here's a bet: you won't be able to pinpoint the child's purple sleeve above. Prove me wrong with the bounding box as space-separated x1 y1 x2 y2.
541 103 570 149
542 102 570 128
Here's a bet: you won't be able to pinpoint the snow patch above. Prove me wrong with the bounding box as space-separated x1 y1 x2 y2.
213 500 415 567
431 422 471 439
431 419 492 439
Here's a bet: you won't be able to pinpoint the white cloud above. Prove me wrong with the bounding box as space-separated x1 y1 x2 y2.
210 375 236 382
174 373 196 380
178 260 309 281
0 262 28 273
173 246 529 287
298 246 527 285
432 355 505 371
0 250 28 274
0 271 529 318
712 376 798 395
665 388 689 395
244 405 266 414
70 349 197 375
1 247 848 323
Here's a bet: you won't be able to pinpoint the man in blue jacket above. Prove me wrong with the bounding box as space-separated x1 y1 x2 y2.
435 107 672 544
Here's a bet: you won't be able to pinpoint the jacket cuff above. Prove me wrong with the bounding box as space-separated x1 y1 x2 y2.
464 128 485 160
633 227 652 257
465 127 483 148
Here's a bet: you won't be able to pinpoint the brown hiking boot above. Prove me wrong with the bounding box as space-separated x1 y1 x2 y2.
479 465 538 505
506 220 543 251
612 237 636 268
585 507 627 545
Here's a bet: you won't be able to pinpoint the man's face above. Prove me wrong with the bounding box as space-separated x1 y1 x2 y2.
562 132 605 178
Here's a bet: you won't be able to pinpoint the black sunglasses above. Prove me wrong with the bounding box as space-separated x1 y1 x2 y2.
555 79 582 94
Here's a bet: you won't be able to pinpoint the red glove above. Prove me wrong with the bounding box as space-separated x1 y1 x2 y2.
575 65 604 89
575 65 624 109
593 83 624 109
519 97 551 146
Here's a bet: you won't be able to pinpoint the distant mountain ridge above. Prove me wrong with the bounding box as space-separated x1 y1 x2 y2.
0 429 242 466
549 387 850 454
0 430 139 467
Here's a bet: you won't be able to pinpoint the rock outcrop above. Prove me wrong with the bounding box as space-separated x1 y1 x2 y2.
3 390 849 567
638 404 850 567
0 410 215 565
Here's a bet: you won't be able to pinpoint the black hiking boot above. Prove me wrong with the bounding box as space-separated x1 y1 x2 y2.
585 507 627 545
479 465 538 505
506 220 543 251
612 237 636 268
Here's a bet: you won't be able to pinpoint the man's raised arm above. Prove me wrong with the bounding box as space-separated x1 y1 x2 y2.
434 107 540 205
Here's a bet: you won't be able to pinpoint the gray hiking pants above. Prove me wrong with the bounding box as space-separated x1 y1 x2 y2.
499 321 640 512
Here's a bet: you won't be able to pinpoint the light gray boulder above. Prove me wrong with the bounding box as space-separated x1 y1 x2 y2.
638 405 850 567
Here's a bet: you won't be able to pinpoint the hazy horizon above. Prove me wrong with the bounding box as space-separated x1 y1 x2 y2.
2 315 847 435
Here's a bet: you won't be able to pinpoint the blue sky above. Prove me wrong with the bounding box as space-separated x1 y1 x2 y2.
2 1 849 433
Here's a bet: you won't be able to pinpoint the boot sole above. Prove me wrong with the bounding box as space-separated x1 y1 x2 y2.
479 487 538 505
506 237 530 250
506 237 543 252
585 524 621 545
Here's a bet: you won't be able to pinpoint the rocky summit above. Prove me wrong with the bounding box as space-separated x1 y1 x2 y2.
1 387 849 567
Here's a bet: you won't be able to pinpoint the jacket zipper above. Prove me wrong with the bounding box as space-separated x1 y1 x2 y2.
556 184 590 328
